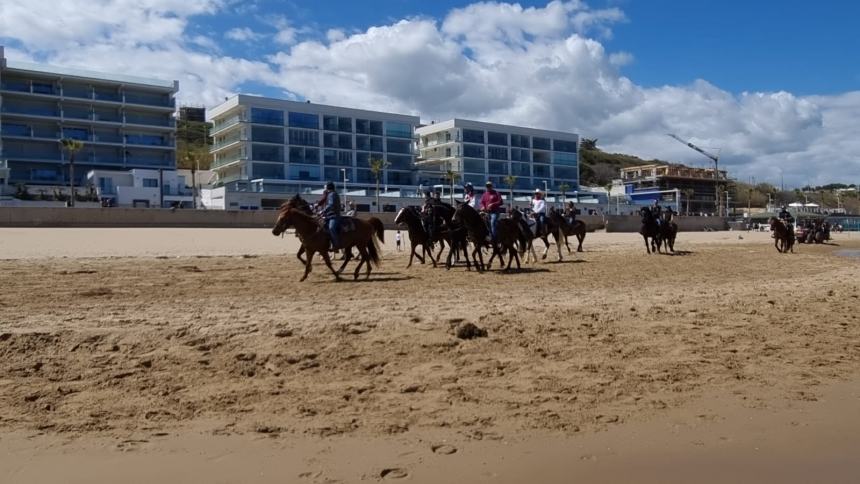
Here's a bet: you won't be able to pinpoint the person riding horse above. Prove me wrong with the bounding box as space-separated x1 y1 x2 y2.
463 182 478 209
480 181 503 242
315 181 341 251
564 201 577 225
531 188 547 237
651 200 663 226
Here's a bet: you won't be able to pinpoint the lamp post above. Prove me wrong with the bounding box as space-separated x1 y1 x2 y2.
340 168 348 207
724 190 730 216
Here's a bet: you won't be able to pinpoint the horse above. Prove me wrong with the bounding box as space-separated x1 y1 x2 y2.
277 195 313 264
394 206 439 268
272 207 383 281
453 202 522 271
769 217 795 254
639 207 662 254
547 208 588 253
658 211 678 253
509 208 561 263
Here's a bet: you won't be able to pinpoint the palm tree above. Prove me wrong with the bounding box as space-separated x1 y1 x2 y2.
369 158 389 212
180 143 210 209
683 188 695 215
444 165 460 204
580 138 599 151
503 175 517 209
558 182 570 207
60 138 84 207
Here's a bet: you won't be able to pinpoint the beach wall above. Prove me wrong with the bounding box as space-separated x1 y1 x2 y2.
605 215 728 232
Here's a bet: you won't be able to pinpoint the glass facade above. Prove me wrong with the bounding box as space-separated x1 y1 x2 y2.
487 131 508 146
250 108 284 126
463 129 484 144
533 137 551 150
385 121 412 138
288 112 319 129
252 126 284 143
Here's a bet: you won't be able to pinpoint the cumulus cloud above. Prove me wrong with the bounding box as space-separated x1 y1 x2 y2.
225 27 263 42
0 0 856 185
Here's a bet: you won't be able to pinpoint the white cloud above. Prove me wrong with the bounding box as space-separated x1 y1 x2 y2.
225 27 262 42
1 0 856 185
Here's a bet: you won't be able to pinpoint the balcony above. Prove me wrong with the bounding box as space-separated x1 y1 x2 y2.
212 152 244 168
210 116 243 136
125 115 175 128
0 81 175 109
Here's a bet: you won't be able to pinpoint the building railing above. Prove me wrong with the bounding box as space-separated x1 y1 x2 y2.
210 116 243 135
0 81 175 108
212 153 244 168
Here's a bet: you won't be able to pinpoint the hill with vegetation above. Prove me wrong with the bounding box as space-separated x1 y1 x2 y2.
578 138 671 187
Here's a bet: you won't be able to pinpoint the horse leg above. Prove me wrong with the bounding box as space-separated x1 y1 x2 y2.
296 246 307 265
435 239 445 262
353 246 367 280
643 235 651 254
336 248 353 274
320 251 342 282
428 244 438 268
407 243 417 268
555 231 563 261
473 246 485 272
577 233 584 252
300 249 315 281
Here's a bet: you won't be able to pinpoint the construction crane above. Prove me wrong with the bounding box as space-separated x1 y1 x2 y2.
667 133 723 216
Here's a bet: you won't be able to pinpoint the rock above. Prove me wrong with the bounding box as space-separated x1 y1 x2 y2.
380 468 409 479
455 323 487 340
235 352 256 361
274 329 293 338
431 444 457 455
401 384 425 394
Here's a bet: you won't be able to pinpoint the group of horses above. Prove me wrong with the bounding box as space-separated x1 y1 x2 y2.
393 202 588 272
768 218 833 253
637 207 679 254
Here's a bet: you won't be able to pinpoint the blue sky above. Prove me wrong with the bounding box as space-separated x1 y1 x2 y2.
2 0 859 185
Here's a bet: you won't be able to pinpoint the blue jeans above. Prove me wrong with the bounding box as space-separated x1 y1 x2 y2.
489 212 499 241
327 217 340 250
535 213 545 235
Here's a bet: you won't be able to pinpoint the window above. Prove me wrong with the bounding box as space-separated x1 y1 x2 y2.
511 162 530 177
323 115 338 131
325 167 350 182
355 119 370 134
533 150 551 163
142 178 159 187
511 148 530 162
32 82 55 95
463 158 485 173
463 129 484 144
356 169 375 183
288 112 319 129
1 123 30 136
553 152 577 166
355 136 370 151
252 144 283 162
250 108 284 125
488 146 508 160
533 164 550 178
323 133 338 148
288 164 321 181
488 161 508 175
289 129 319 147
338 117 352 132
63 127 89 141
338 134 352 150
369 120 383 136
533 137 551 150
370 137 384 152
387 154 412 170
487 131 508 146
511 134 530 148
553 139 578 153
445 147 451 157
252 163 284 179
251 126 284 143
323 149 352 166
463 144 484 158
289 147 319 164
386 171 411 185
356 152 384 168
387 138 411 154
554 166 578 180
385 121 412 138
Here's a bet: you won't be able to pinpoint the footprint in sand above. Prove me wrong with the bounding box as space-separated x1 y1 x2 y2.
431 444 458 455
380 468 409 479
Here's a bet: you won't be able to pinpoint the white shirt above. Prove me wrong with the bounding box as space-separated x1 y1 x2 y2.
531 198 546 214
464 192 478 208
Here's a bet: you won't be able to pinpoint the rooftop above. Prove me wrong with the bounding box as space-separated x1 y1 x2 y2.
3 58 176 89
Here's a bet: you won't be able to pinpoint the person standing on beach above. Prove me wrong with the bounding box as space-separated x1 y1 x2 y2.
396 230 402 251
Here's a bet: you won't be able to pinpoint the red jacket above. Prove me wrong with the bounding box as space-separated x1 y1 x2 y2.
480 190 503 213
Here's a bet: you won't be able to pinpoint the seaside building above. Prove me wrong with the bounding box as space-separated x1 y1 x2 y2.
86 168 199 208
619 163 726 214
0 46 178 188
206 95 420 210
415 119 580 201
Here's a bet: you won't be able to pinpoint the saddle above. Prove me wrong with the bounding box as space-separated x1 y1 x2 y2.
338 216 356 233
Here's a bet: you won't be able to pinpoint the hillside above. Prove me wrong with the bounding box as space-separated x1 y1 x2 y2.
578 138 670 187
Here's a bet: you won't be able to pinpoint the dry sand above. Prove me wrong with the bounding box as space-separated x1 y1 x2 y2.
1 228 859 483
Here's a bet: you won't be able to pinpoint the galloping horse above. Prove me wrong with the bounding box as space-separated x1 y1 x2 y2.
658 211 678 253
547 208 588 253
769 217 795 254
272 207 383 281
639 207 662 254
277 195 314 264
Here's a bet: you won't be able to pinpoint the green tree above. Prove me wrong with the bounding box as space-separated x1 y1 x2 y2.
369 158 389 212
503 175 517 209
60 138 84 207
558 182 570 206
445 165 460 204
179 143 210 208
580 138 599 151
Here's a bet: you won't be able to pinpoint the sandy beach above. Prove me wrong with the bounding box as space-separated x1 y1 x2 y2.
1 228 859 483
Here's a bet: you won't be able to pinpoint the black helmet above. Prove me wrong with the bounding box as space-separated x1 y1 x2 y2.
325 181 335 190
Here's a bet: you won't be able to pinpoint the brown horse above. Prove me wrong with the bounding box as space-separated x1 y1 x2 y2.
509 208 561 263
769 217 795 253
658 211 678 253
639 207 662 254
394 206 439 268
453 202 521 271
277 195 313 264
272 207 383 281
547 208 587 253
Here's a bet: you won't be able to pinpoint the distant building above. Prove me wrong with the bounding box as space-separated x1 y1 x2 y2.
415 119 580 200
620 163 726 214
87 168 194 208
178 106 206 123
0 46 178 187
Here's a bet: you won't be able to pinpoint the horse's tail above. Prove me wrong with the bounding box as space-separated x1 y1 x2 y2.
367 232 382 268
370 217 385 244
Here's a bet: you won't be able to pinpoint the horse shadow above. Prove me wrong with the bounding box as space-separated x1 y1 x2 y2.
664 250 695 256
491 267 552 274
548 259 587 264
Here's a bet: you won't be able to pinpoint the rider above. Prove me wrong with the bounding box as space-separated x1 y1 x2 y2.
778 206 794 224
315 181 341 251
480 181 503 241
651 200 663 226
564 201 577 225
344 200 356 217
531 188 547 235
463 182 478 209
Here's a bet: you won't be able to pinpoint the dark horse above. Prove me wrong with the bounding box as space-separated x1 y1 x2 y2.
547 208 588 253
658 211 678 253
639 207 662 254
394 206 440 268
453 202 522 271
509 208 561 263
769 217 795 254
272 207 383 281
395 205 472 270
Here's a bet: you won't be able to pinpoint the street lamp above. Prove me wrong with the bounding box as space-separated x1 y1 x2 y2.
340 168 348 206
724 190 730 216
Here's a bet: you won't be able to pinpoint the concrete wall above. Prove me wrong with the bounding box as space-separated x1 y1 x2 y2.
605 215 728 233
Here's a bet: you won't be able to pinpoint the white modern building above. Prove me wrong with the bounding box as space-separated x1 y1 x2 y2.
415 119 580 200
206 95 420 210
87 168 203 208
0 46 178 187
